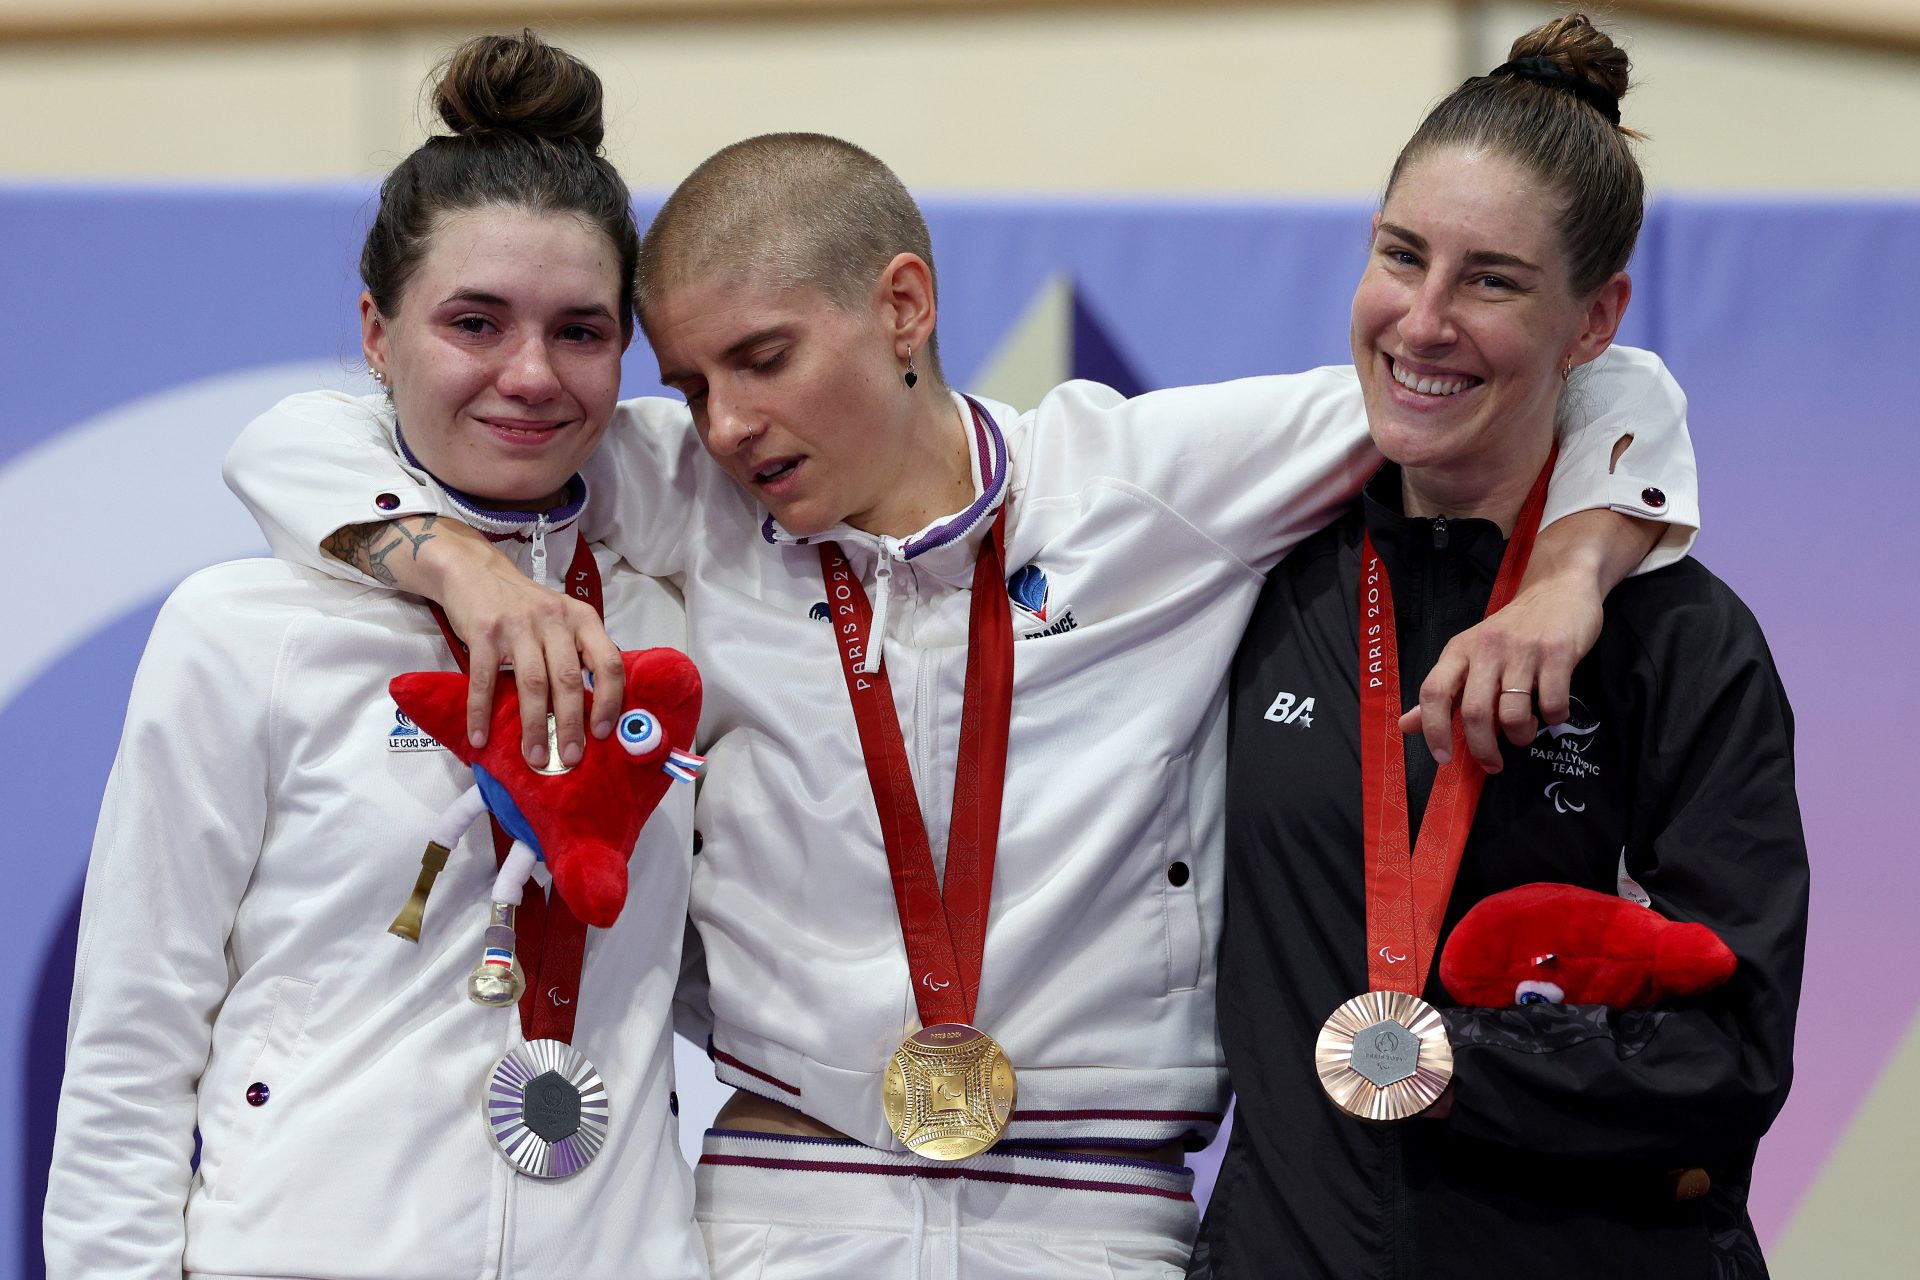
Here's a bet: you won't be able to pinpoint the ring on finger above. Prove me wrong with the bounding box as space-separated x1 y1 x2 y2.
1498 688 1532 697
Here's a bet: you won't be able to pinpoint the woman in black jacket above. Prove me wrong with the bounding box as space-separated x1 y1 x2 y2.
1196 13 1807 1278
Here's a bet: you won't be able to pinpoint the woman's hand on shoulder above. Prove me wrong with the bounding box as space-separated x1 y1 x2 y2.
1399 580 1601 771
1399 508 1654 770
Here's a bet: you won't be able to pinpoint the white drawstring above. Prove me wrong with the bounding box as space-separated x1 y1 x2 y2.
860 545 896 674
907 1174 928 1280
947 1174 962 1280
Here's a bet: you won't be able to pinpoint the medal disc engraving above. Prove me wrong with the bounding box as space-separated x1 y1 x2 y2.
484 1039 608 1178
881 1024 1017 1160
521 1070 583 1142
1350 1019 1420 1088
1315 992 1453 1122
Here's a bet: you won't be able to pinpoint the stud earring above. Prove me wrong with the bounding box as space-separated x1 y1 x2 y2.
1561 361 1575 382
904 345 919 390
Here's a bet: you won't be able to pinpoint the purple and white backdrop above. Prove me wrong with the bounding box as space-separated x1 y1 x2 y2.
3 187 1912 1275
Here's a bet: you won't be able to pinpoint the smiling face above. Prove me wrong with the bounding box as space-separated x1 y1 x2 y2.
1351 146 1628 516
362 206 627 511
645 259 954 540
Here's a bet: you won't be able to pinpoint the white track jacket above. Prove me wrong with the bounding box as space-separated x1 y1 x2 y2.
47 409 705 1280
220 352 1697 1156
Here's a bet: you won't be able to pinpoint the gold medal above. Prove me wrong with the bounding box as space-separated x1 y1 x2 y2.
882 1023 1017 1160
1314 990 1453 1122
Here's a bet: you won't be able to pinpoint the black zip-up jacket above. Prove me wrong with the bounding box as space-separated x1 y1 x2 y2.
1191 467 1808 1279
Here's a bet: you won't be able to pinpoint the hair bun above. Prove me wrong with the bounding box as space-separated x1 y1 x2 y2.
433 29 606 150
1508 12 1630 109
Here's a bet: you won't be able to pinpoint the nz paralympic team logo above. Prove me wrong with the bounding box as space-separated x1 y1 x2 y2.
1532 696 1601 814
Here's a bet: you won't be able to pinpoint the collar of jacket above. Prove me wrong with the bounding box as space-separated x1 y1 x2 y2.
757 392 1014 673
390 419 590 548
1360 462 1509 635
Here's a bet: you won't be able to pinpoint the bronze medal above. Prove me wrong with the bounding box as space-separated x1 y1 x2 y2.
882 1023 1017 1160
1315 990 1454 1122
1327 455 1556 1124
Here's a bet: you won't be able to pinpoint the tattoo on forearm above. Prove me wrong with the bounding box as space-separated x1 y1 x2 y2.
321 515 438 588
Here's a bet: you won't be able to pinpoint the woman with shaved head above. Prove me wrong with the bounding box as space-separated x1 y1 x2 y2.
223 125 1699 1275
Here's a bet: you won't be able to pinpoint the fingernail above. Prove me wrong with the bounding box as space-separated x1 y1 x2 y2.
1432 748 1451 764
470 730 486 748
592 720 612 739
529 743 547 767
562 741 583 766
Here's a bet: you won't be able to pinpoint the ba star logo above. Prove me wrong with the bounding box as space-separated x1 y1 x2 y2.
1263 689 1316 729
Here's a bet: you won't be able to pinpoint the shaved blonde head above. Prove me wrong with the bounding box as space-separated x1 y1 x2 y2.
636 132 943 378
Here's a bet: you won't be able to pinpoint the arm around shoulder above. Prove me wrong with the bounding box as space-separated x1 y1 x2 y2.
223 391 452 585
1544 345 1700 572
1024 369 1380 572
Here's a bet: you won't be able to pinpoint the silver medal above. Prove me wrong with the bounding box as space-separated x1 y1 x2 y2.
483 1038 608 1178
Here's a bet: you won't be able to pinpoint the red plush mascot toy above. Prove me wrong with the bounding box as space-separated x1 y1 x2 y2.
1439 882 1736 1011
1437 882 1738 1201
384 647 704 1006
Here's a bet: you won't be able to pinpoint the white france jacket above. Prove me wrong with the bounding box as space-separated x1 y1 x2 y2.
221 350 1697 1154
46 441 705 1280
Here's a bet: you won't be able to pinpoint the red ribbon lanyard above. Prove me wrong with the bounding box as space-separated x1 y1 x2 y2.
821 506 1013 1029
430 532 603 1044
1359 450 1557 996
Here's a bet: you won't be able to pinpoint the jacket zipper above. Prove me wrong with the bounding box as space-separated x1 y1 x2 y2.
529 512 551 586
862 542 897 674
1387 1127 1412 1280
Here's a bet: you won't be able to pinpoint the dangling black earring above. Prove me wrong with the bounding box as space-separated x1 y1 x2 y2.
904 344 919 390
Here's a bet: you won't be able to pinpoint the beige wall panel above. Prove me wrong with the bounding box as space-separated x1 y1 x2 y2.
0 34 375 177
385 5 1462 196
0 4 1462 192
1475 2 1920 192
0 4 1915 191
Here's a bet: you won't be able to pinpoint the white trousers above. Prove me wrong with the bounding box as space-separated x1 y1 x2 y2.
696 1129 1196 1280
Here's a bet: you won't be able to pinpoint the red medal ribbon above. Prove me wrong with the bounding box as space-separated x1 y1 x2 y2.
821 502 1013 1030
430 532 603 1045
1359 450 1557 996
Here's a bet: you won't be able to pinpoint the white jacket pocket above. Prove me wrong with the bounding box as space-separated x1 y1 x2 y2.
200 975 315 1201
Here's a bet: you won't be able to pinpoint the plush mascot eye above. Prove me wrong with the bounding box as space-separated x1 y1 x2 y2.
1514 979 1565 1006
617 709 666 756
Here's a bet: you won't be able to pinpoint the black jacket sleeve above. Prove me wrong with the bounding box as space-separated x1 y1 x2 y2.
1439 573 1808 1164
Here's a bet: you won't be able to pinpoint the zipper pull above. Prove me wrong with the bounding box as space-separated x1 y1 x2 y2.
1431 515 1450 549
861 545 895 675
530 513 550 585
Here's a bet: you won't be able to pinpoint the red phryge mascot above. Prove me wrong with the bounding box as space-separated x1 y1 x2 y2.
1438 881 1739 1200
1440 882 1736 1011
384 648 704 1005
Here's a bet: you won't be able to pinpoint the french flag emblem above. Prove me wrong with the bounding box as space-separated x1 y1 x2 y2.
1007 564 1049 621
